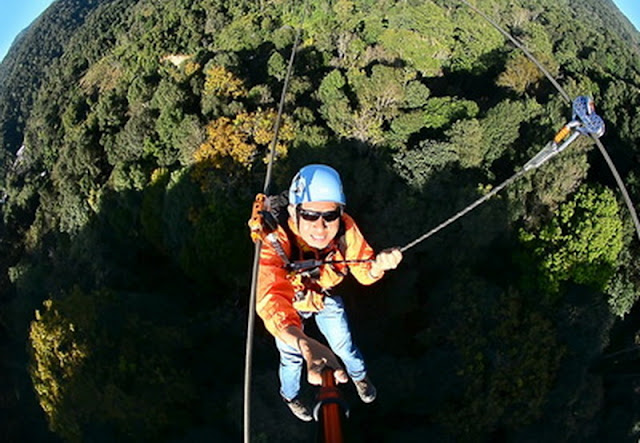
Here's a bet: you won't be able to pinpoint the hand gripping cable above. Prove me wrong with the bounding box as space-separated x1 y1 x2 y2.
248 193 290 266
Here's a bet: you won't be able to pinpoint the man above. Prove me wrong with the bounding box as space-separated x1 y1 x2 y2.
256 164 403 421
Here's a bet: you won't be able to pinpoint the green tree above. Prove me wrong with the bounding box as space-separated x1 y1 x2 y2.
380 1 454 76
520 184 624 294
392 139 458 189
422 97 479 130
481 98 541 165
315 69 354 140
446 118 485 168
497 53 545 94
448 7 504 73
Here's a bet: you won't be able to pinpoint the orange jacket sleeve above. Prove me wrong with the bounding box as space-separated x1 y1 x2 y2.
255 228 302 338
341 214 382 285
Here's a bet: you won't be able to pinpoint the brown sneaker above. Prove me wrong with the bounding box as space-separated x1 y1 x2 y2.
283 396 313 421
354 375 377 403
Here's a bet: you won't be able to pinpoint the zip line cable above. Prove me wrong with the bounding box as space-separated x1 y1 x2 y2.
262 28 302 196
244 26 303 443
401 96 600 252
455 0 571 104
599 345 640 361
592 137 640 241
244 239 261 443
454 0 640 242
399 0 640 252
400 169 525 252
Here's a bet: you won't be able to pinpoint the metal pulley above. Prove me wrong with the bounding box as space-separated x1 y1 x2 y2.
524 96 605 171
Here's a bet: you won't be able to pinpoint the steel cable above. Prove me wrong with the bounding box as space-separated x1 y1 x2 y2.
243 26 303 443
409 0 640 247
400 0 640 252
454 0 640 242
401 170 526 252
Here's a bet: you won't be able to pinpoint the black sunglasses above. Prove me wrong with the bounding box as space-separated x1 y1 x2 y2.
297 207 342 223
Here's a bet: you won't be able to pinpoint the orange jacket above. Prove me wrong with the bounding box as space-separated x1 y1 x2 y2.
256 213 381 338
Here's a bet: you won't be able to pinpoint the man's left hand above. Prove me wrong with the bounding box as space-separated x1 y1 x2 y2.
370 248 403 277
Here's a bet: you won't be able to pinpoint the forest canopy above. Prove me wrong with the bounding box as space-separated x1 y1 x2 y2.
1 0 639 441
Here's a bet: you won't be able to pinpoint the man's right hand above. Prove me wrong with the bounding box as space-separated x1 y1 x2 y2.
297 336 348 386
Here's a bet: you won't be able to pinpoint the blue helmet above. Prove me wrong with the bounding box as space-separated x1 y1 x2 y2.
288 164 346 206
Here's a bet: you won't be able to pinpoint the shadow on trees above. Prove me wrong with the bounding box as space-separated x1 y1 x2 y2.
266 141 528 441
3 139 611 442
4 163 253 440
432 48 509 106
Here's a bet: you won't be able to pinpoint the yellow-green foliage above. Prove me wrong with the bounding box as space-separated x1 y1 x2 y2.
203 65 246 98
379 28 449 76
79 55 125 93
28 288 196 441
495 21 558 94
497 53 550 94
29 295 90 442
193 108 295 177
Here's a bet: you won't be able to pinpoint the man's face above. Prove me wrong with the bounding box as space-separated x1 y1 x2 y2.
294 201 342 250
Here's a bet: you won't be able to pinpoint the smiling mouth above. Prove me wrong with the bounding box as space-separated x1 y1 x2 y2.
308 235 330 247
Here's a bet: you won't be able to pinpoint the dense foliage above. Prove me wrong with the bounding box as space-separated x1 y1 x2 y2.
1 0 639 441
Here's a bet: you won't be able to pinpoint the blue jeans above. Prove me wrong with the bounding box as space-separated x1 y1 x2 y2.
275 295 367 401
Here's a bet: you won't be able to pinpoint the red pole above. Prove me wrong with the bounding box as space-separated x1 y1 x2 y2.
315 368 347 443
